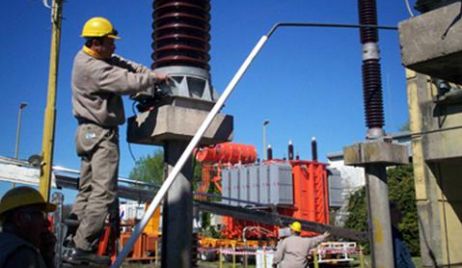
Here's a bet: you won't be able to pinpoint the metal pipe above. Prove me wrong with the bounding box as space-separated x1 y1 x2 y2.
262 120 270 160
112 35 269 268
288 140 294 160
311 137 318 161
267 144 273 160
52 192 64 268
266 22 397 38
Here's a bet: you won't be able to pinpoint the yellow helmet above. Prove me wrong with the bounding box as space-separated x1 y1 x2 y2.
0 186 56 217
81 17 120 39
290 221 302 233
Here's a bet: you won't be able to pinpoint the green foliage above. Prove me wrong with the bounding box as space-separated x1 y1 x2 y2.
344 186 369 252
344 186 368 233
129 150 164 185
387 165 420 255
344 165 420 255
129 149 203 187
200 211 221 238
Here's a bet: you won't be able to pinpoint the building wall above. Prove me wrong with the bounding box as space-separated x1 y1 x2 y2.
406 69 462 267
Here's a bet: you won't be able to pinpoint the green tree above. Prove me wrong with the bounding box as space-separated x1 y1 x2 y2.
129 150 164 185
387 165 419 255
344 164 420 255
129 149 202 186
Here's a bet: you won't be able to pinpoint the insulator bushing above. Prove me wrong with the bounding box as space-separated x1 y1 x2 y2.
362 59 384 129
358 0 378 43
152 0 211 70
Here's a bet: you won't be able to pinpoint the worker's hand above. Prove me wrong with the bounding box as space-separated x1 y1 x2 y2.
152 71 171 85
322 231 330 239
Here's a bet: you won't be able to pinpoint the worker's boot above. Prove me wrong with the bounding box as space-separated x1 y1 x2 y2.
64 247 111 266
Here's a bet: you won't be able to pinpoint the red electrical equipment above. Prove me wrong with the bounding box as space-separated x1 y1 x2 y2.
290 160 329 237
195 142 257 164
196 143 329 239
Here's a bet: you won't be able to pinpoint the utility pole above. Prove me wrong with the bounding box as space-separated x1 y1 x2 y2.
39 0 63 201
14 102 28 159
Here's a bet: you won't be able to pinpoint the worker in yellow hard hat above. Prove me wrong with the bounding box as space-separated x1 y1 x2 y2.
273 221 330 268
0 186 56 268
64 17 170 266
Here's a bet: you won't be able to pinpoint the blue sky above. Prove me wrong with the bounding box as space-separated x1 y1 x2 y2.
0 1 415 195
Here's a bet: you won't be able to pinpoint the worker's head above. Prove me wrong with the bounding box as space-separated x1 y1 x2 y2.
0 186 56 247
81 17 120 59
290 221 302 234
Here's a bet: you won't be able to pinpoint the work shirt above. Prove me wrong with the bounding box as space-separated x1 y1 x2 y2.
72 49 156 127
273 234 327 268
0 231 48 268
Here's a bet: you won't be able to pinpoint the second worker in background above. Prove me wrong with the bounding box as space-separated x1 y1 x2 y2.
273 221 330 268
65 17 169 266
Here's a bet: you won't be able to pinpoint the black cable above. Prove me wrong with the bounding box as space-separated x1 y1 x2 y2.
409 124 462 138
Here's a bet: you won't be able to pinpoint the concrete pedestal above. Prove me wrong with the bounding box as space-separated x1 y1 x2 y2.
127 105 233 146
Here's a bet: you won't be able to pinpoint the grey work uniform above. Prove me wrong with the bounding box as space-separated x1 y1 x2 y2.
273 234 327 268
71 49 157 251
0 231 48 268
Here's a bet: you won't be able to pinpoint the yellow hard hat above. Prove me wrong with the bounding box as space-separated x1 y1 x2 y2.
0 186 56 217
81 17 120 39
290 221 302 233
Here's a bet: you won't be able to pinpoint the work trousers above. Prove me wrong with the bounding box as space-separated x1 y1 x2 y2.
71 123 119 251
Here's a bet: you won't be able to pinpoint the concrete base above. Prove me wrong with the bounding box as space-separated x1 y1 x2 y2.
127 104 233 146
343 141 409 166
399 1 462 84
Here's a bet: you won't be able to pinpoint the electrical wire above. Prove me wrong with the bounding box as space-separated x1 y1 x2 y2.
404 0 415 17
409 124 462 138
127 100 143 203
42 0 51 9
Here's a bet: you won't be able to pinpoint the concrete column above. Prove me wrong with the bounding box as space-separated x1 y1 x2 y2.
161 140 193 268
364 165 394 268
344 141 408 268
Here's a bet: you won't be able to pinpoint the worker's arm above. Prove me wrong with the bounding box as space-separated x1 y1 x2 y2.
96 64 159 95
307 232 330 248
110 54 152 74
